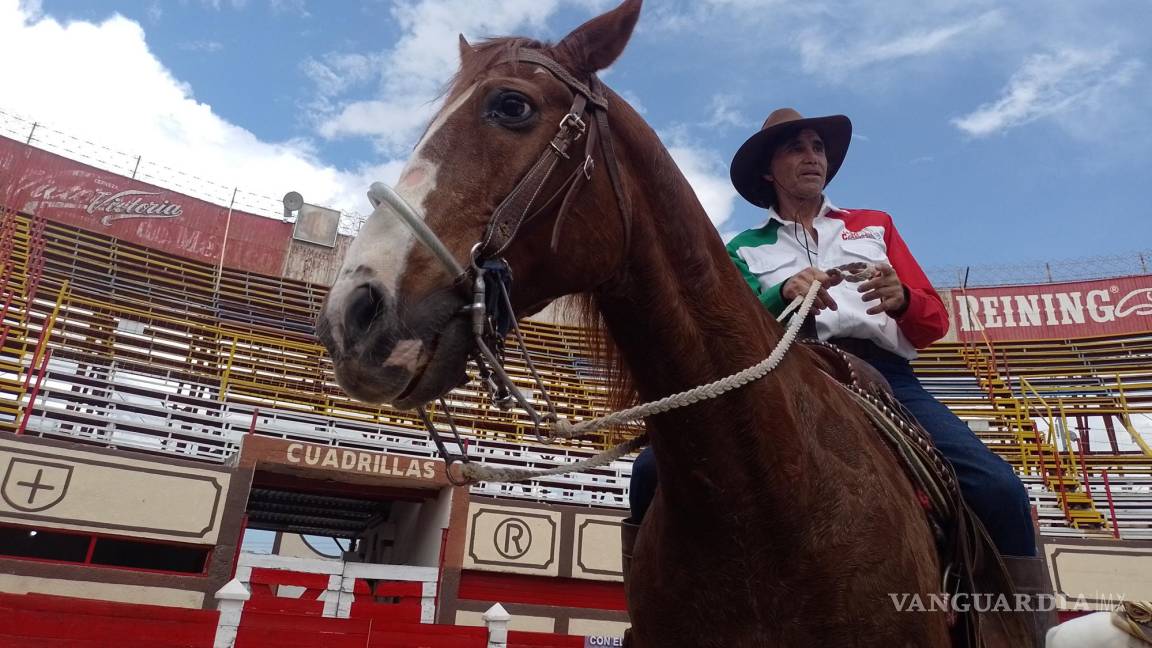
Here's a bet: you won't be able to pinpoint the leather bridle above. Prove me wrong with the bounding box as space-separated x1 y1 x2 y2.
367 47 633 479
476 48 631 260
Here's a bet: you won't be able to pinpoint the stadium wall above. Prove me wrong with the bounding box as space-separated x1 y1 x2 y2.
0 135 291 276
0 433 251 609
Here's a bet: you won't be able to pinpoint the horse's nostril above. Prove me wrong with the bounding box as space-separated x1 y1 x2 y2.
346 283 386 337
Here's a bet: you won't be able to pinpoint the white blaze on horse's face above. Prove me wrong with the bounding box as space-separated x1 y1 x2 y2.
337 84 477 293
317 84 478 405
318 0 644 409
323 84 477 347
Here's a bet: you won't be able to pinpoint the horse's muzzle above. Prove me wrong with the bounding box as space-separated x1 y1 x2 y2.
317 279 471 408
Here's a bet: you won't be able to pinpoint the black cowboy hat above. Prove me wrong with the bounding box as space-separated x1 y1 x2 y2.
730 108 852 208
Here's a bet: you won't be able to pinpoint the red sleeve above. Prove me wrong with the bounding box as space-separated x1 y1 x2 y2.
882 216 949 348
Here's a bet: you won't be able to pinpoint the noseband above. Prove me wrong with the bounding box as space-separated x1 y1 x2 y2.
367 48 633 480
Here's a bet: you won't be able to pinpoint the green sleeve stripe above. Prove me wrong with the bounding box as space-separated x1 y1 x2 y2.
726 221 787 317
761 280 787 316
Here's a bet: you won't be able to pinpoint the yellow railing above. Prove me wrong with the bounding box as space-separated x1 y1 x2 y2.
1018 378 1071 466
1115 376 1152 458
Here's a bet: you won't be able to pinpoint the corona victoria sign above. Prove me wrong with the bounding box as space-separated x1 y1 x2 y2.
946 275 1152 342
21 183 186 226
0 134 290 275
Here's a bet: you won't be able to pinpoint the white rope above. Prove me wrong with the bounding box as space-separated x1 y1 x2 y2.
547 278 823 439
456 280 824 484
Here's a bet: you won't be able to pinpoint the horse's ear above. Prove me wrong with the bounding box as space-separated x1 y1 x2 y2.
458 34 474 60
554 0 642 74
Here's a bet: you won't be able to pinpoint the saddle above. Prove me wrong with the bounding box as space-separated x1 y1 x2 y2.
802 339 1036 648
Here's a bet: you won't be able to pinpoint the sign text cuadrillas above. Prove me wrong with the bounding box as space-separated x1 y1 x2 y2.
285 443 437 480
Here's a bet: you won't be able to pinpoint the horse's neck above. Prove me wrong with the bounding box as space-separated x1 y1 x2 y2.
595 120 815 517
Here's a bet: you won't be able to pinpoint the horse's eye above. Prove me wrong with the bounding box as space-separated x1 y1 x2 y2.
487 91 535 126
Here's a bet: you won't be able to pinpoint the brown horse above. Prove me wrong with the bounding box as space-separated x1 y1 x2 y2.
316 1 1013 645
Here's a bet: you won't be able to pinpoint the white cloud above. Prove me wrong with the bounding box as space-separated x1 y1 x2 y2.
662 132 738 230
0 1 389 226
703 93 754 130
311 0 566 154
302 52 387 99
800 10 1002 77
952 48 1143 138
178 39 223 53
269 0 310 17
617 89 647 115
199 0 247 9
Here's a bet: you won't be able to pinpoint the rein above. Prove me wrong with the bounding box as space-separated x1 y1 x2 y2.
369 155 833 482
371 152 875 484
366 46 873 485
371 48 635 484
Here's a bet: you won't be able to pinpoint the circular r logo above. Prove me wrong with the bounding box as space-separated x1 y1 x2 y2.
493 518 533 559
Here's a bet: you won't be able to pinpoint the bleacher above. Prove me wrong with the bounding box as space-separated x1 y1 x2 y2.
1 208 1149 539
915 335 1152 539
0 209 637 509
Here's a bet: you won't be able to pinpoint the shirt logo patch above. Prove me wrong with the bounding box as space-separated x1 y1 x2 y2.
841 227 883 241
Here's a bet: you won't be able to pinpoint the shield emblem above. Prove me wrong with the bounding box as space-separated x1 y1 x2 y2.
1 458 73 512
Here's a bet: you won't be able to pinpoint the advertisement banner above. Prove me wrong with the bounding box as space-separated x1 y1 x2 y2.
0 135 290 275
946 275 1152 342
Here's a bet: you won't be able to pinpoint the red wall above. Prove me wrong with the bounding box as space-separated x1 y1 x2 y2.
0 592 217 647
0 135 291 275
458 571 627 611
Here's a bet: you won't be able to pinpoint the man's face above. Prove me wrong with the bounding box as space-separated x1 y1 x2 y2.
764 128 827 202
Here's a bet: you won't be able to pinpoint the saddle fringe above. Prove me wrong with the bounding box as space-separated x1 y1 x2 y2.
807 340 1035 648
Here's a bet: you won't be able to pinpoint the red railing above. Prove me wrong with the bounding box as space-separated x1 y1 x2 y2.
1101 469 1121 539
0 592 217 648
16 347 52 435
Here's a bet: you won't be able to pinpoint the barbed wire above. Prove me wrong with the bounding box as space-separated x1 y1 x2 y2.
0 107 365 235
927 251 1152 288
3 108 1149 277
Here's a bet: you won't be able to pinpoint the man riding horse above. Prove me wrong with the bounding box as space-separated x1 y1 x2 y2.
627 107 1052 635
316 0 1052 643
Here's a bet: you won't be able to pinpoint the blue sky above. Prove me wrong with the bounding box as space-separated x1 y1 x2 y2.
2 0 1150 279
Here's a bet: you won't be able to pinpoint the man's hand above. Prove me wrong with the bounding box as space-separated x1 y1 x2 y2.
782 266 843 312
858 263 908 315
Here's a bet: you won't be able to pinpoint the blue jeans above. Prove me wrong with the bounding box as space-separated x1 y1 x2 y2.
627 349 1036 557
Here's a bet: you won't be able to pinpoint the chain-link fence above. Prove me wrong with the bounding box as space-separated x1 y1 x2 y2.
926 252 1152 288
0 108 366 234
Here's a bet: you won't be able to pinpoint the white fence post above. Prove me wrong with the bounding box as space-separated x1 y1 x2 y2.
213 578 251 648
337 572 357 619
484 603 510 648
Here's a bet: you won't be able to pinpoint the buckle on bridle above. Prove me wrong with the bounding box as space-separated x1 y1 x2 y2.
560 111 587 136
550 112 587 159
581 155 595 180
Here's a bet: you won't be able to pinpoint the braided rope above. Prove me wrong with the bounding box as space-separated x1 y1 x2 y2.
455 280 823 484
547 278 823 439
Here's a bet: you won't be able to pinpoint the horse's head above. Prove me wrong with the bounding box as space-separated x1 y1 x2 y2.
317 0 642 408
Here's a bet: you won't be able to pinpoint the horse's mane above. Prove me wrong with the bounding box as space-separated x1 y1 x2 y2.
567 293 637 413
